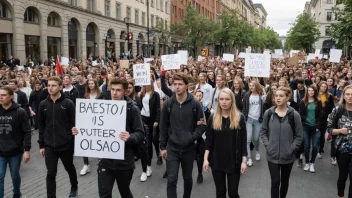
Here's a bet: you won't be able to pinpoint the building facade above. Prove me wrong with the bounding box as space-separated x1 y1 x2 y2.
253 3 267 28
0 0 171 64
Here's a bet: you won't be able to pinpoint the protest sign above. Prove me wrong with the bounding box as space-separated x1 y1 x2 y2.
330 49 342 63
323 55 328 59
275 49 283 56
178 50 188 65
222 54 234 62
272 54 284 59
161 54 181 70
244 53 271 77
75 99 127 160
17 65 24 70
315 49 321 55
197 56 204 61
263 50 271 55
92 61 99 66
288 56 298 66
307 53 316 62
120 60 129 69
238 53 246 58
290 50 300 57
144 58 153 63
133 63 151 86
246 48 251 54
61 57 69 65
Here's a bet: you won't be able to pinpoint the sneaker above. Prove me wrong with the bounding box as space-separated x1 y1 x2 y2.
197 174 203 184
255 153 260 161
140 172 148 182
303 163 310 171
163 171 168 178
247 158 253 167
13 193 22 198
69 186 78 198
297 159 303 168
147 166 152 177
317 153 322 159
309 163 316 173
157 156 163 165
331 157 337 165
80 165 90 176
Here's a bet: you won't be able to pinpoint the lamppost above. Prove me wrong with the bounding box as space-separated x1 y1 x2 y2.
124 17 130 58
147 0 150 57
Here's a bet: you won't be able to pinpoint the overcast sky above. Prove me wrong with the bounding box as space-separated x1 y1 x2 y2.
252 0 308 36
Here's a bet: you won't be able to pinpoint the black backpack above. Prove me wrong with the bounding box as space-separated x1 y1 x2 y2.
266 109 296 137
165 98 199 129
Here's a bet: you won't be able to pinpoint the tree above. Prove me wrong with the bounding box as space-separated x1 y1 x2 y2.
286 13 320 52
153 20 171 54
231 20 254 52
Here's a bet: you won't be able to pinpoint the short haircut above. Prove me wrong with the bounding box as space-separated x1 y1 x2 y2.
8 79 18 85
296 78 304 85
62 74 71 80
0 86 14 96
110 77 128 90
48 76 63 86
188 77 195 84
173 73 189 85
195 89 203 96
77 72 85 77
34 80 41 85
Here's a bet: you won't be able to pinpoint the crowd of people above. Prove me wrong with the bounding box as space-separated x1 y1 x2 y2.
0 53 351 198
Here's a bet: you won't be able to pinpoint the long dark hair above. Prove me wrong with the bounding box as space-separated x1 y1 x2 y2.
303 85 319 105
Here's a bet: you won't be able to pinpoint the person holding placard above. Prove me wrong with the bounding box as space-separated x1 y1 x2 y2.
38 76 78 198
73 78 144 198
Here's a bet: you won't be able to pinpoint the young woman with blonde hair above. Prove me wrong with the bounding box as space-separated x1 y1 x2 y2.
204 88 247 198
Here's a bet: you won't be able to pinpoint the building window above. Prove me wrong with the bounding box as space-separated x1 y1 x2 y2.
156 16 159 25
142 12 145 26
69 0 77 6
126 6 131 19
165 2 169 14
48 13 60 26
325 26 330 35
87 0 93 11
151 14 154 28
151 0 154 7
156 0 159 9
0 2 8 18
116 3 121 20
105 0 110 16
327 11 332 21
135 9 139 25
24 7 39 23
160 0 164 12
327 0 333 3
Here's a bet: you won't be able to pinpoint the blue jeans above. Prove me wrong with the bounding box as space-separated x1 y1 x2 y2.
246 117 261 159
0 153 23 198
304 125 321 164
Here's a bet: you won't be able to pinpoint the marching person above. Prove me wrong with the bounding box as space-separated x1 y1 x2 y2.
62 74 80 104
0 86 31 198
203 88 248 198
73 78 144 198
38 76 78 198
261 87 303 198
160 73 206 198
209 74 227 113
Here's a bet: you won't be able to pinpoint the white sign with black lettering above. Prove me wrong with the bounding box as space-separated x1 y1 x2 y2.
244 53 271 77
161 54 181 70
178 50 188 65
133 63 151 86
75 99 126 160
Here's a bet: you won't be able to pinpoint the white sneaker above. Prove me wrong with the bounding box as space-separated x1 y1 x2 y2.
140 172 148 182
303 163 310 171
309 163 316 173
317 153 322 159
247 158 253 167
80 165 90 176
147 166 152 177
255 153 261 161
331 157 337 166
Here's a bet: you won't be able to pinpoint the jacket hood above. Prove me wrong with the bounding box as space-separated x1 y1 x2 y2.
46 93 68 102
0 102 20 111
268 105 295 115
169 92 194 103
124 96 134 106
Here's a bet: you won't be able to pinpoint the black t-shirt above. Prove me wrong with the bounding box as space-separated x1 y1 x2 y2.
75 83 86 98
298 89 306 101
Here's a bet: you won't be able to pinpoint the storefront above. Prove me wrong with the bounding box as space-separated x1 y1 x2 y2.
47 37 61 59
0 33 12 62
25 35 40 63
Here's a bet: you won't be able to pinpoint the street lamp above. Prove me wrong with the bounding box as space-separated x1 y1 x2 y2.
124 17 130 58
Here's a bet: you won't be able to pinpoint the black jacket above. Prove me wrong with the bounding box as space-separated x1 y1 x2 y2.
242 92 264 122
318 94 335 129
16 89 30 115
98 96 144 170
38 95 76 151
0 103 31 157
141 92 161 123
159 93 206 152
63 85 80 104
29 88 43 111
234 89 245 111
160 75 173 97
298 100 322 129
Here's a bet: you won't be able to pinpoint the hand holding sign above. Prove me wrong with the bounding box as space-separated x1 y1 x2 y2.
120 131 130 142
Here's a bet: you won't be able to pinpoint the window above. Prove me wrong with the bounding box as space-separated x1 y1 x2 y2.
142 12 145 26
325 26 330 35
116 3 121 20
156 16 159 25
135 9 139 25
0 2 8 18
156 0 159 9
165 2 169 14
87 0 93 11
48 13 60 26
105 0 110 16
24 7 39 23
151 0 154 7
151 14 154 28
126 6 131 19
160 0 163 12
327 11 332 21
69 0 77 6
327 0 333 3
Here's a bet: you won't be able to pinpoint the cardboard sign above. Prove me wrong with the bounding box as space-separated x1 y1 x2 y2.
275 49 283 56
197 56 204 62
238 53 246 58
161 54 181 70
330 49 342 63
244 53 271 77
120 60 129 69
144 58 153 63
133 63 151 86
290 50 300 57
75 99 127 160
61 57 69 65
177 50 188 65
222 54 234 62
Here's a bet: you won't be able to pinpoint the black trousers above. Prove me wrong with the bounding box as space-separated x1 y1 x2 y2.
44 146 78 198
196 137 205 174
98 167 134 198
267 161 293 198
142 116 160 166
336 151 352 198
212 169 241 198
166 148 196 198
319 126 327 153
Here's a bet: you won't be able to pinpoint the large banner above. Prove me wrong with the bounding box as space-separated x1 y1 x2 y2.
75 99 127 160
244 53 271 77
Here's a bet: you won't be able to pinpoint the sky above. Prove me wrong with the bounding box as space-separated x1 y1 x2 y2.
252 0 308 36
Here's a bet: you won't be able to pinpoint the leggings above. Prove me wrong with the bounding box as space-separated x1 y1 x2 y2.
268 161 294 198
336 151 352 198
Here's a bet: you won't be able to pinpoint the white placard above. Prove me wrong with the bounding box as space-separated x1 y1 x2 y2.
271 54 284 59
17 65 24 70
75 99 126 160
246 48 251 54
133 63 151 86
161 54 181 70
197 56 204 61
92 61 99 66
323 55 328 59
315 54 323 60
330 49 342 63
290 50 300 57
307 53 316 62
61 57 69 65
238 53 246 58
144 58 153 63
244 53 271 77
222 54 234 62
315 49 321 55
177 50 188 65
275 49 283 56
263 50 271 55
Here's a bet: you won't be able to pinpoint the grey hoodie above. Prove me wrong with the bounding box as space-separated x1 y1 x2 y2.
261 106 303 164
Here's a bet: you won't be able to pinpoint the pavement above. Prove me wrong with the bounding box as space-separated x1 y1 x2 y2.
3 132 347 198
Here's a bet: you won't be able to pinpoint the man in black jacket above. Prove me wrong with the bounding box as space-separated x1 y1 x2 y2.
0 86 31 198
62 74 79 104
38 76 78 198
7 56 15 71
8 80 29 116
72 78 144 198
160 73 206 198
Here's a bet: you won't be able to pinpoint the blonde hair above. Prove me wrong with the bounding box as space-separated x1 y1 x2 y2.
212 88 241 130
250 80 264 94
339 85 352 105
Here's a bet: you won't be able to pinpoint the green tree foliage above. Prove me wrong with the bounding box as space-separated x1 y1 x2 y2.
286 13 320 51
154 20 170 46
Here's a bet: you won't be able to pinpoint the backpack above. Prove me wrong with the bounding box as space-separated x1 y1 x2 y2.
266 109 296 138
165 98 198 129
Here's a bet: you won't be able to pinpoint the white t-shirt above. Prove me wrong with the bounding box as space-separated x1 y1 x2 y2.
248 95 260 120
89 93 97 99
197 83 213 107
141 93 151 117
